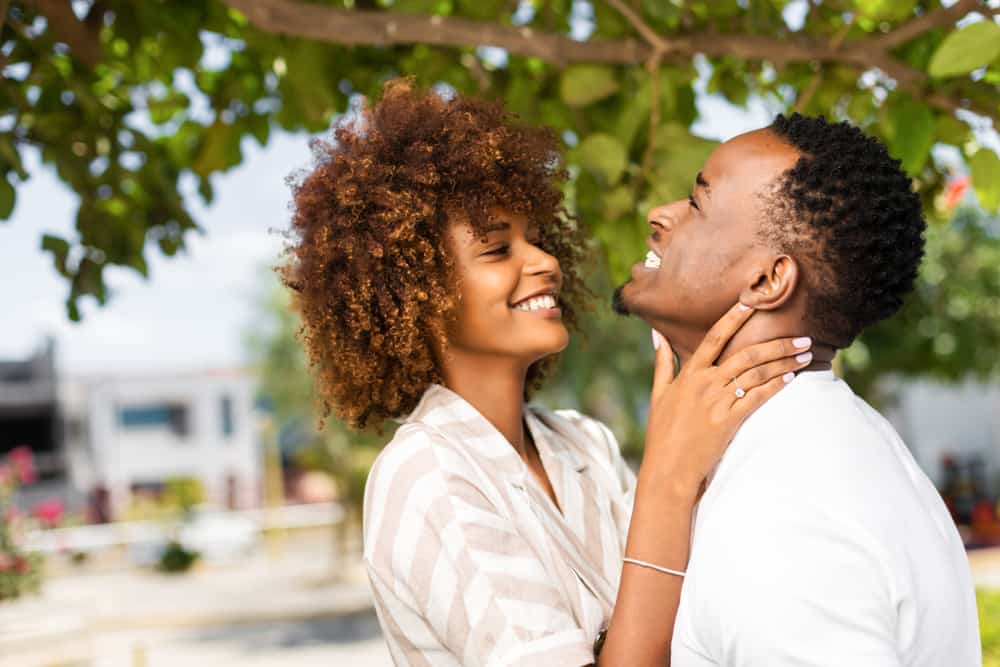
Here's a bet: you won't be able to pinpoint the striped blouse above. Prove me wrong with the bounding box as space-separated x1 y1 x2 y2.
363 384 636 667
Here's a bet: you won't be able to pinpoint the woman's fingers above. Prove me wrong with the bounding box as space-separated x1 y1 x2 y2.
727 352 812 407
716 336 812 382
688 303 756 369
729 373 789 425
650 329 676 396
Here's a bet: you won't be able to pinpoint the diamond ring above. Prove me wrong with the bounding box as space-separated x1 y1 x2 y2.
734 384 746 399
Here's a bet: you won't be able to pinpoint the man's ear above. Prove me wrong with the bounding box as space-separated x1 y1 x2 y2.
738 254 799 311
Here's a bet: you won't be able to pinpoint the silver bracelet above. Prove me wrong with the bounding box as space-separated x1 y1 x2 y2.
623 556 686 578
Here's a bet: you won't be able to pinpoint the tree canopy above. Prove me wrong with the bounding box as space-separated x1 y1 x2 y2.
5 0 1000 393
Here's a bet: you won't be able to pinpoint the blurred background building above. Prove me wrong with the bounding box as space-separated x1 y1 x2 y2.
1 340 261 520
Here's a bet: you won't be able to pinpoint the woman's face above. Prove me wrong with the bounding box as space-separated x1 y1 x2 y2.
446 208 568 367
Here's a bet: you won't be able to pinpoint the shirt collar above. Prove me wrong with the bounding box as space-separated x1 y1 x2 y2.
404 384 587 477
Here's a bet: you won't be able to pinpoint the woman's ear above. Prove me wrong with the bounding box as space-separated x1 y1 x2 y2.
738 254 799 311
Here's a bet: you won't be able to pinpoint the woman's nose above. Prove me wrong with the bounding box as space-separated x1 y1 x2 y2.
525 242 561 277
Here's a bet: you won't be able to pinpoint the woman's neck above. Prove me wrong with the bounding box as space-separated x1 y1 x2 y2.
442 354 530 456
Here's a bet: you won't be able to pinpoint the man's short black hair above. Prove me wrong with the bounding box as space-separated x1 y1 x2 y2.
763 113 925 348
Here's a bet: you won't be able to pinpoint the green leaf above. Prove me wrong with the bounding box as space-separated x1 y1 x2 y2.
928 21 1000 78
574 133 628 184
854 0 917 22
0 175 14 220
41 234 70 274
971 148 1000 212
560 66 620 108
192 121 242 178
888 97 934 176
934 114 969 146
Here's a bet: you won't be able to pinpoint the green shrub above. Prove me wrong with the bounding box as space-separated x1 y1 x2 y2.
981 589 1000 666
157 540 199 574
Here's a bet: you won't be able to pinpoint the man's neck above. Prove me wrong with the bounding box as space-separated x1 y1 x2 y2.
669 311 836 372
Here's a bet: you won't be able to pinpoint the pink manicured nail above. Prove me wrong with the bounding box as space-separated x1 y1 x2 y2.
793 337 812 348
796 351 813 364
738 303 751 311
651 329 660 350
783 372 796 383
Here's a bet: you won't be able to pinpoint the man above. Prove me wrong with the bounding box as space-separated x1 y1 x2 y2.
614 113 980 665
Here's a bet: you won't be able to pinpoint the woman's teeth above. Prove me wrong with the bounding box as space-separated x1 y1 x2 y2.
644 250 661 269
513 294 557 311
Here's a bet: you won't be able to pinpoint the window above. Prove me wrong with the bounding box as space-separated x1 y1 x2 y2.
119 403 189 437
220 395 235 439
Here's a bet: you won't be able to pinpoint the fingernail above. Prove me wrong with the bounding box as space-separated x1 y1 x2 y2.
793 337 812 348
738 303 751 311
783 372 796 383
651 329 660 350
796 351 813 364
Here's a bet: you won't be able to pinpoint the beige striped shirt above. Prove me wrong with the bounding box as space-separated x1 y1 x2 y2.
363 384 636 667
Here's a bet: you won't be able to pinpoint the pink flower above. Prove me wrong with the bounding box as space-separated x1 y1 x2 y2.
944 175 970 210
32 498 64 528
7 446 37 485
13 556 30 573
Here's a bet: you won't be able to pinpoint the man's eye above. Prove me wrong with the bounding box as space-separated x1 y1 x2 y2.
485 245 510 256
688 194 700 211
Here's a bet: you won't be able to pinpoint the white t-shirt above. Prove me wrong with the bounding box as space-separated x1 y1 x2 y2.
672 370 981 667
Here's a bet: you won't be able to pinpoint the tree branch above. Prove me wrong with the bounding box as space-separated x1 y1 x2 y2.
31 0 102 67
871 0 983 51
0 0 11 35
223 0 998 126
224 0 649 66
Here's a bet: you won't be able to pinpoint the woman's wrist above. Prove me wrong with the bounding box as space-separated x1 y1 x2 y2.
635 466 701 508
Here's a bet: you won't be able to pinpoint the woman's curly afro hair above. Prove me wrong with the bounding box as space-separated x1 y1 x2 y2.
280 79 590 430
763 113 926 348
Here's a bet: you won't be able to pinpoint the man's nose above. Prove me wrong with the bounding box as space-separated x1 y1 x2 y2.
648 201 683 231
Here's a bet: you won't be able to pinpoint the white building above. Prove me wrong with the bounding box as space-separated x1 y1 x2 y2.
60 368 262 517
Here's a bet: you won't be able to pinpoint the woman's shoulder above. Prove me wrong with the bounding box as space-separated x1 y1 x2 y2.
366 422 449 490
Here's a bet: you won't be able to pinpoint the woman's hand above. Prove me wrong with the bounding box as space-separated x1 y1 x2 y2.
641 303 813 501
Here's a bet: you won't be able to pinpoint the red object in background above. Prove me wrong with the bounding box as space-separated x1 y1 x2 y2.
944 175 971 209
31 498 64 528
7 446 37 485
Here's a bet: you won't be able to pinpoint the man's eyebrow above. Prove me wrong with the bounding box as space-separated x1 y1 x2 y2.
482 222 511 233
695 172 711 196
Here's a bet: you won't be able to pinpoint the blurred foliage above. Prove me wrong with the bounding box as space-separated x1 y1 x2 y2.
244 274 390 510
8 1 1000 420
163 477 206 519
157 539 200 574
843 206 1000 402
121 476 206 521
982 588 1000 666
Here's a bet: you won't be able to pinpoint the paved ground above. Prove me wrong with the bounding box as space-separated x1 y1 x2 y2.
3 529 999 667
1 529 391 667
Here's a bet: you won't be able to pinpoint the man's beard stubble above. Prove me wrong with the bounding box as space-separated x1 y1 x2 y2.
611 285 631 316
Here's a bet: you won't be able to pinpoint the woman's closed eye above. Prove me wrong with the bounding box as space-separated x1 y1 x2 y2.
688 194 700 211
483 244 510 256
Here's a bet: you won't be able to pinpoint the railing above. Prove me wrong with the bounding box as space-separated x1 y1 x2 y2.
21 502 345 554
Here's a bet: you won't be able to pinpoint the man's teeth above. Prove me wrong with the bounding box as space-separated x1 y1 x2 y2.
513 294 557 311
644 250 661 269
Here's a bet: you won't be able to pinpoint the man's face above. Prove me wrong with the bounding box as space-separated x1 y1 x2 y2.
615 128 801 348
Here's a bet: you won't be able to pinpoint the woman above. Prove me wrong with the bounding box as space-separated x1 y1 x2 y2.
281 80 812 665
